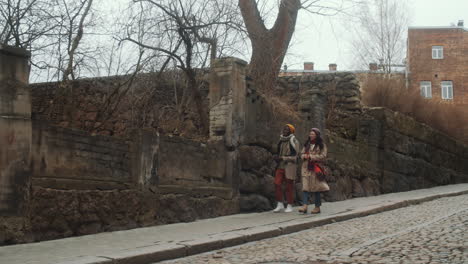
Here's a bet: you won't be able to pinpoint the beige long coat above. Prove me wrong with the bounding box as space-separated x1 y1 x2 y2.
301 144 330 192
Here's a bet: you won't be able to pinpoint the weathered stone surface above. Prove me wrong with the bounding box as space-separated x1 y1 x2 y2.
239 172 259 194
3 55 468 247
239 194 271 212
0 46 32 245
28 186 239 242
239 145 273 171
0 216 32 245
260 175 276 199
352 179 366 197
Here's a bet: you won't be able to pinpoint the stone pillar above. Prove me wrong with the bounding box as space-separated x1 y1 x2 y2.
298 80 327 136
0 45 31 217
131 129 159 192
209 57 248 193
209 57 248 147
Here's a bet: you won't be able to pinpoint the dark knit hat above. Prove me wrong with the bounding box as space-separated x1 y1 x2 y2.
311 127 321 136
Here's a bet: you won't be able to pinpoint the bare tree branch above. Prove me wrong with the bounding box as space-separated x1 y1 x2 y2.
62 0 93 81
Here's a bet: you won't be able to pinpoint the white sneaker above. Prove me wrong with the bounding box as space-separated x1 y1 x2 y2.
273 202 284 213
285 204 293 213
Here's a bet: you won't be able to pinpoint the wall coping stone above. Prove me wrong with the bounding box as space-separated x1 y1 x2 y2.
0 45 31 58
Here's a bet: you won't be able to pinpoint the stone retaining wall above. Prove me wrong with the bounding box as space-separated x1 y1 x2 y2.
1 52 240 245
2 50 467 244
31 122 133 190
29 186 238 242
238 73 468 211
30 73 209 138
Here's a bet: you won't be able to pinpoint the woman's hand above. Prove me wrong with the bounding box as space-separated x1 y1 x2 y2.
273 155 283 162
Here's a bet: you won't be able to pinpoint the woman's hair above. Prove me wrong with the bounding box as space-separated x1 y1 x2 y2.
304 129 324 152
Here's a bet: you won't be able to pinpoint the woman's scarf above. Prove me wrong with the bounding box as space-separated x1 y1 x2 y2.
279 134 300 156
306 139 322 173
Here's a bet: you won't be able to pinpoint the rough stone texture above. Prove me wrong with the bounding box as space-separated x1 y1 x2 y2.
19 130 239 244
209 58 247 145
325 107 468 200
239 194 272 212
0 45 32 245
243 87 301 152
0 58 244 245
3 55 468 243
238 145 273 172
275 72 363 144
158 136 229 188
29 186 238 242
31 122 133 190
238 145 278 209
0 216 32 245
239 72 468 210
30 72 210 139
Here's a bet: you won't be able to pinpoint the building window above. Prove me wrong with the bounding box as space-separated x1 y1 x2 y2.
420 81 432 98
432 46 443 59
441 81 453 100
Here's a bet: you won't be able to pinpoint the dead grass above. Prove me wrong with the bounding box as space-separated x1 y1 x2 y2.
267 93 301 122
361 76 468 144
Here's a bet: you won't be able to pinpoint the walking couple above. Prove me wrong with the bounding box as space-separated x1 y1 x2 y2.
273 124 329 214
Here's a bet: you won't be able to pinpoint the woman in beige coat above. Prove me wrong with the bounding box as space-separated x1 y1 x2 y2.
298 128 329 214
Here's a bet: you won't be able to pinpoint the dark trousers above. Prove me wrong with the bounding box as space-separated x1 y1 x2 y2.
274 169 294 205
302 191 321 207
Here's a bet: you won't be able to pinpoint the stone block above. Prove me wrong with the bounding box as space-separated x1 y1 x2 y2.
239 194 271 212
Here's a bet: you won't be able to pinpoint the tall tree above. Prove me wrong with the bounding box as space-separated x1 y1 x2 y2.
239 0 301 92
349 0 410 73
239 0 357 92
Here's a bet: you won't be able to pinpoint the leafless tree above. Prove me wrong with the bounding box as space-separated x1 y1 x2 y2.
0 0 57 48
239 0 360 92
120 0 243 135
39 0 100 82
348 0 410 73
0 0 104 82
60 0 94 81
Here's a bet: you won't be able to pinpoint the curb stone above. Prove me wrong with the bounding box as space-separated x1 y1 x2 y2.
2 185 467 264
102 188 468 264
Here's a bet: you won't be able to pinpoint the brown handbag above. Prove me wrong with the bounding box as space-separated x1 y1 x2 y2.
315 163 329 181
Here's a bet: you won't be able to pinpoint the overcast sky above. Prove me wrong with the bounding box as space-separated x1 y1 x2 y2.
284 0 468 71
92 0 468 73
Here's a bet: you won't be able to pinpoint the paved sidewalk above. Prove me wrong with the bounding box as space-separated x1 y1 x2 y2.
1 184 468 264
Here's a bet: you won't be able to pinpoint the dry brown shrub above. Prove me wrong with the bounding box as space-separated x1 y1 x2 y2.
362 75 468 144
267 94 301 122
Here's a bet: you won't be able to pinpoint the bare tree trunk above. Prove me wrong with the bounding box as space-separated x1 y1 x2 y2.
186 69 209 134
239 0 301 92
63 0 93 81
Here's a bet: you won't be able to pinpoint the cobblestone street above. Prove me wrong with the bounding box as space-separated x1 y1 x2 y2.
161 195 468 264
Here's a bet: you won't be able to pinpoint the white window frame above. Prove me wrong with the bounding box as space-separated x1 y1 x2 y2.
432 46 443 59
420 81 432 98
441 81 453 100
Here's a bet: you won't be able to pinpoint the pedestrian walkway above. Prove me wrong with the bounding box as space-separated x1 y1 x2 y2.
1 184 468 264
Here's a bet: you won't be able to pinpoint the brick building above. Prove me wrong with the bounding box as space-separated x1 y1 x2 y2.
407 23 468 142
407 23 468 109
